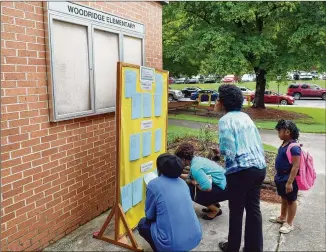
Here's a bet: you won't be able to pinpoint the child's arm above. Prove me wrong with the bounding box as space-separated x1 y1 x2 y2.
286 146 301 193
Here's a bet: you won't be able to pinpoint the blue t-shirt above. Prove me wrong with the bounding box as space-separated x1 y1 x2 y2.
190 156 226 190
275 142 301 183
146 176 202 251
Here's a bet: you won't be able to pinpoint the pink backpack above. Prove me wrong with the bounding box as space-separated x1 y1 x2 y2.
286 143 316 191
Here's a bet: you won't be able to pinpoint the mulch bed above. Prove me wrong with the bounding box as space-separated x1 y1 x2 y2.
168 136 281 204
170 106 310 122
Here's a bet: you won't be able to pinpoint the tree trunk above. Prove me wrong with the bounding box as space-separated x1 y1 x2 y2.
252 67 266 109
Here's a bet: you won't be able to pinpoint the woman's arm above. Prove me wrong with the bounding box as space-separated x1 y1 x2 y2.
191 168 212 192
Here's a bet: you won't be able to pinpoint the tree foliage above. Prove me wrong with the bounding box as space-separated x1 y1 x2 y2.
163 2 326 108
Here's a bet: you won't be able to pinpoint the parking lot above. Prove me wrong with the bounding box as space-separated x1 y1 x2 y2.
178 97 325 108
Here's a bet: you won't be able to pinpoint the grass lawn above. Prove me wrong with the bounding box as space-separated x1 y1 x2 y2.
168 107 326 133
170 79 326 95
168 125 278 153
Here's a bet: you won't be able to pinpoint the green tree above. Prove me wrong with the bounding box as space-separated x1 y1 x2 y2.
163 2 326 108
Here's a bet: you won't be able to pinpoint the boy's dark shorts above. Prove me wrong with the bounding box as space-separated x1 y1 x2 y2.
276 179 298 202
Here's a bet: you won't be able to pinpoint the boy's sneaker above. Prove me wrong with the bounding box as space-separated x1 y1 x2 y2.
279 223 294 234
269 216 286 224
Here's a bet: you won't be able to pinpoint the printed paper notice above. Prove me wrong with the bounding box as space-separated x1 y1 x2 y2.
144 172 158 185
140 66 155 81
155 73 163 95
141 80 152 91
154 94 162 117
155 128 162 152
141 120 153 130
129 133 141 161
124 70 137 98
141 161 153 173
142 131 152 157
132 177 143 206
121 184 132 213
132 93 142 119
143 93 152 118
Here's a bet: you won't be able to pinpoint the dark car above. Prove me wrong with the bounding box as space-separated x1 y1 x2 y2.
181 87 201 98
190 89 219 102
287 83 326 100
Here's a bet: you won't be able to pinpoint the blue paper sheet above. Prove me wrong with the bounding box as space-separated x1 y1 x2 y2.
132 93 142 119
132 177 143 206
155 73 163 95
121 183 132 213
155 128 162 152
142 131 152 157
154 94 162 117
130 133 141 161
124 70 137 98
143 93 152 118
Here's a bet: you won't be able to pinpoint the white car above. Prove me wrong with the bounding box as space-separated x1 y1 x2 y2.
239 87 254 96
299 72 313 80
241 74 256 82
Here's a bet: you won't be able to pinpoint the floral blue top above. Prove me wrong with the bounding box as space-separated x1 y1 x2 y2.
218 111 266 175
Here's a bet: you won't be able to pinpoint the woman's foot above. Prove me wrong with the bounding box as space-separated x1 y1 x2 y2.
203 209 222 220
218 242 228 252
279 223 294 234
269 216 286 224
202 203 221 213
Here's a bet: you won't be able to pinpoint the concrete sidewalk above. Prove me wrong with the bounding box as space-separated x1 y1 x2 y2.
44 125 325 251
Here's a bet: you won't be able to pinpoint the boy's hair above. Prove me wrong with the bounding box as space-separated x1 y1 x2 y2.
218 84 244 112
275 119 300 140
157 153 183 178
175 142 194 161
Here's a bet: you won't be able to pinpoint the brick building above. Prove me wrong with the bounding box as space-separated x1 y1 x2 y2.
1 2 163 251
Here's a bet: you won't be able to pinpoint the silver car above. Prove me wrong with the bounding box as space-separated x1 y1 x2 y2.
168 88 184 101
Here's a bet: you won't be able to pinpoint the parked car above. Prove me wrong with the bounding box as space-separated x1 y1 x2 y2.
299 72 313 80
174 77 188 84
181 87 201 98
287 83 326 100
250 90 295 105
188 76 200 84
241 74 256 82
169 77 175 84
190 89 219 102
222 74 239 83
319 73 326 80
239 86 255 96
204 75 220 83
311 71 318 79
168 88 184 101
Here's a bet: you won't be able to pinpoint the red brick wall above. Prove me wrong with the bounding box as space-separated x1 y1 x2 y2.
1 2 162 251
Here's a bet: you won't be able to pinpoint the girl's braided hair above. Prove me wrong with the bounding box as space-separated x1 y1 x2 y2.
175 142 194 161
275 119 300 140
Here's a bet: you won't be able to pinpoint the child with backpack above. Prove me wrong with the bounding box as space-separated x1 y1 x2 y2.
270 119 315 234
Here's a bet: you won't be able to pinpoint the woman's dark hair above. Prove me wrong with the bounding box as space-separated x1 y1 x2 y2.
275 119 300 140
175 142 194 161
218 84 244 112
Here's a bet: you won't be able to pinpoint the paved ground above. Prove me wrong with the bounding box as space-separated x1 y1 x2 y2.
178 98 326 108
44 123 325 252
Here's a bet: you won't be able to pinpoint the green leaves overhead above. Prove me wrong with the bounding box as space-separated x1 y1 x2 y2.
163 2 326 76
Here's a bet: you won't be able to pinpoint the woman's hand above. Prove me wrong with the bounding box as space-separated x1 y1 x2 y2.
286 182 293 194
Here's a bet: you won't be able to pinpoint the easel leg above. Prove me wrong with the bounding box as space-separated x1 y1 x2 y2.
93 204 143 252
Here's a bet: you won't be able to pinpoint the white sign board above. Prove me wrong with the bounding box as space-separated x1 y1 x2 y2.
48 2 144 33
141 161 153 173
141 80 152 91
140 66 155 81
141 120 153 130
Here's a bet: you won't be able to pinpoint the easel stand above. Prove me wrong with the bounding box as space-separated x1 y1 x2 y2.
92 203 142 251
93 62 142 252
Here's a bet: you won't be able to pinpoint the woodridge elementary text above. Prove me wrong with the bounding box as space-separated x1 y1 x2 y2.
67 5 136 30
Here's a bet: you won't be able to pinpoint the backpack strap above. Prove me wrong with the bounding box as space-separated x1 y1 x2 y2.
286 143 301 164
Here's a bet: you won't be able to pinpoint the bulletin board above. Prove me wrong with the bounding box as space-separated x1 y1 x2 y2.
118 63 168 235
94 62 168 251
